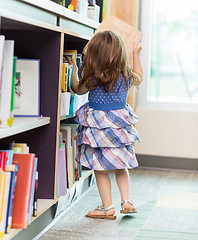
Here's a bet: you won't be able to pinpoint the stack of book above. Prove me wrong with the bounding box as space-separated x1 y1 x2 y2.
0 35 40 128
0 142 38 239
57 125 82 196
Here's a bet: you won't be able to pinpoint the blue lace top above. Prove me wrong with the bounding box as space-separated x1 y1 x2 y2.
89 75 131 110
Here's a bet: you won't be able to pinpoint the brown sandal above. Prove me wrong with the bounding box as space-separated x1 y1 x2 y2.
86 205 116 220
120 200 137 214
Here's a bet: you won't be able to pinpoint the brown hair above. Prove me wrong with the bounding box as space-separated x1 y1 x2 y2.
79 31 135 92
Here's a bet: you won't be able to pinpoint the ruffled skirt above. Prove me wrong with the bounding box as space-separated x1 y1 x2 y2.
75 102 140 170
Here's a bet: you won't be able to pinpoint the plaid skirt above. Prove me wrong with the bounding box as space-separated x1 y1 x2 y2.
75 102 140 170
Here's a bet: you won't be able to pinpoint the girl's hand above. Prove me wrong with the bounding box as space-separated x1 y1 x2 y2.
65 56 78 73
133 41 142 56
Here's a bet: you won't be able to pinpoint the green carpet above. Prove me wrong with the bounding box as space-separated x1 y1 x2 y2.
39 168 198 240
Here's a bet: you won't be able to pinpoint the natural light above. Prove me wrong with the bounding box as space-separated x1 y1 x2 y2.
149 0 198 104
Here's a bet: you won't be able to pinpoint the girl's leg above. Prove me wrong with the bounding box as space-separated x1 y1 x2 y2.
114 169 134 210
87 170 115 216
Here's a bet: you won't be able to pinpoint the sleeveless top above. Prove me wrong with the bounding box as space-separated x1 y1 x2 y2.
89 75 131 111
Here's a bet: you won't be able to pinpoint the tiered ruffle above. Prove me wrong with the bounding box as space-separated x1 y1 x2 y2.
75 102 140 170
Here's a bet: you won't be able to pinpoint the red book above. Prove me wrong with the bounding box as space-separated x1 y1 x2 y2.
0 151 7 171
11 153 35 229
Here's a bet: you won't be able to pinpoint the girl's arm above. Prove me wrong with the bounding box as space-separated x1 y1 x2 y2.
66 57 89 95
133 41 143 85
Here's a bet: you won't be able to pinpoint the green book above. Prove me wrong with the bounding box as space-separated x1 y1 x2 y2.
10 56 17 112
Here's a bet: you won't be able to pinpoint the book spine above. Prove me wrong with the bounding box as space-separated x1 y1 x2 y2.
33 171 38 217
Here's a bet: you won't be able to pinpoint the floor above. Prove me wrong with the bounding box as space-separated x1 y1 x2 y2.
39 168 198 240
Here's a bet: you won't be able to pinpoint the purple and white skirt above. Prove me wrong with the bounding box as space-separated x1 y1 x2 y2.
75 102 140 170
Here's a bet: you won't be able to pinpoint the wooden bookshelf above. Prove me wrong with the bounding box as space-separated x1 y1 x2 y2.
0 0 98 239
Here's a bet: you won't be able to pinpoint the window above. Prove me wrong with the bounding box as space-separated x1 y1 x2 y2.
138 0 198 111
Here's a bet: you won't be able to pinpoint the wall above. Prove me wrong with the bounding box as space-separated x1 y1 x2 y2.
135 109 198 159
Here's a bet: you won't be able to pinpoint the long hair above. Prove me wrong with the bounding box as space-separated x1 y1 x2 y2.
79 31 135 92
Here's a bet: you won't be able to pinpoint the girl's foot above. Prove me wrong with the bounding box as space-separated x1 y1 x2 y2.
120 200 137 213
86 205 116 220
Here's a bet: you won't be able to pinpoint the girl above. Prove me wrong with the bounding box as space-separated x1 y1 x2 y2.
67 30 142 220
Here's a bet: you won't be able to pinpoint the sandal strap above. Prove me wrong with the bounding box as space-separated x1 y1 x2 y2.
95 205 114 216
121 200 134 210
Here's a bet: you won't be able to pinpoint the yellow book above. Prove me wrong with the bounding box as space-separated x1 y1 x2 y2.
62 63 66 92
14 143 29 153
64 50 77 64
0 172 7 239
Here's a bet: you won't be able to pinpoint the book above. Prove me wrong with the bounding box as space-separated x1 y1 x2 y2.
65 0 77 11
0 172 6 239
83 15 142 59
76 0 88 17
0 35 5 92
0 40 14 127
13 59 40 117
11 56 17 114
5 167 17 233
60 92 71 117
14 143 29 154
0 152 7 171
58 146 67 196
60 126 73 189
62 62 66 92
64 50 77 64
0 172 10 239
33 171 38 217
27 157 38 225
12 153 35 229
0 150 13 166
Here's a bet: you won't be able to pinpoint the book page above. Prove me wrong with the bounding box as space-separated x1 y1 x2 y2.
83 15 142 58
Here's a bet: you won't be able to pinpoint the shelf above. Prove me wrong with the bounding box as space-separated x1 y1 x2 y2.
60 114 75 121
0 117 50 139
20 0 100 29
3 199 57 240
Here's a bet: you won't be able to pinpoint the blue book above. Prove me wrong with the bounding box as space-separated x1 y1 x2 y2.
0 150 14 165
27 157 38 225
5 166 17 233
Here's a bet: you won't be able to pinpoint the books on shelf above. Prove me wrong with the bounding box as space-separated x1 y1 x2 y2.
59 125 82 192
0 142 39 238
61 51 88 118
13 59 40 117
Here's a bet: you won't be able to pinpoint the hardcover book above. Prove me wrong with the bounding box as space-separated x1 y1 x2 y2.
13 59 40 117
12 153 35 229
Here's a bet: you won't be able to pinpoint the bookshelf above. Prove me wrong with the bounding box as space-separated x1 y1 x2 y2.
0 0 99 239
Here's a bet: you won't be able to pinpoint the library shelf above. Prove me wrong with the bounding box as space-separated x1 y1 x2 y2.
0 0 99 239
0 117 50 139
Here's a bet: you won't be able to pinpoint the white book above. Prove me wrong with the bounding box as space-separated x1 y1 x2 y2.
13 59 40 117
0 40 14 128
0 35 5 90
60 126 73 189
76 0 88 17
0 172 11 236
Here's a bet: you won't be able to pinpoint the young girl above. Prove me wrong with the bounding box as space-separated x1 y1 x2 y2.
67 30 142 220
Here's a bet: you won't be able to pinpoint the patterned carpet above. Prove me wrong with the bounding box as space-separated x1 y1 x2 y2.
39 168 198 240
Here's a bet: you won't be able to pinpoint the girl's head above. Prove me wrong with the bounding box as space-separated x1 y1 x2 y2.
79 31 133 92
